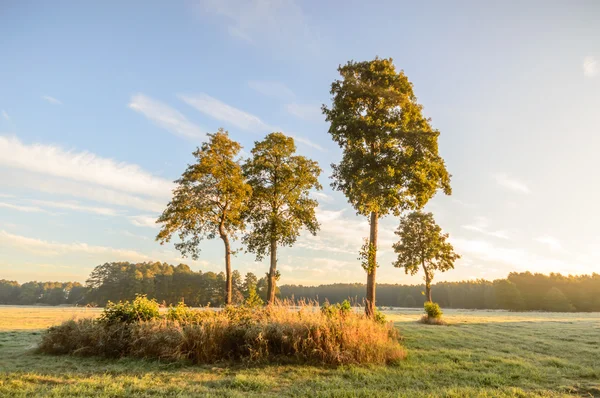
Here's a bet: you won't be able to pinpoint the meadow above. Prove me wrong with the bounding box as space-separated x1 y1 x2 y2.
0 306 599 397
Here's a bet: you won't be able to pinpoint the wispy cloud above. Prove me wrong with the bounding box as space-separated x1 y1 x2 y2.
180 94 325 151
129 215 159 228
288 134 325 152
0 230 150 261
535 235 562 251
0 201 49 214
285 103 322 123
583 56 598 78
42 95 62 105
129 94 204 139
0 135 174 199
310 191 333 203
1 110 9 121
198 0 318 53
493 173 530 194
1 172 166 213
462 216 510 240
180 93 270 132
28 199 119 216
248 80 295 100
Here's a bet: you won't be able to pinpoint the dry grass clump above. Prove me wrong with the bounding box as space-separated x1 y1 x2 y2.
38 298 405 366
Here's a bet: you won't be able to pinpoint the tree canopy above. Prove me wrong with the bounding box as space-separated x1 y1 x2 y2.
243 132 322 303
393 211 459 302
323 57 451 316
156 129 251 304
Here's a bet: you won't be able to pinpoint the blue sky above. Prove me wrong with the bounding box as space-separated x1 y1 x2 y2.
1 0 599 285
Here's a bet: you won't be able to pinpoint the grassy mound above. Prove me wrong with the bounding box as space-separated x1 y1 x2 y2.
38 298 405 366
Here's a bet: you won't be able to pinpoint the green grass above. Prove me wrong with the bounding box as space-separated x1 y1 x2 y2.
1 306 599 397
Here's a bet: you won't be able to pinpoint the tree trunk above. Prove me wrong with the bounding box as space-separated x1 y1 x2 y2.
219 224 233 306
365 211 378 317
267 238 277 304
422 261 432 302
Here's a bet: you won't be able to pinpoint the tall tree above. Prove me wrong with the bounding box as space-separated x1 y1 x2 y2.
156 129 251 305
243 132 322 304
393 211 459 302
323 57 451 316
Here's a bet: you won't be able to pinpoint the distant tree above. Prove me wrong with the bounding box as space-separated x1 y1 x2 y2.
243 132 322 304
323 58 451 316
393 211 459 302
493 279 524 311
0 280 20 304
542 287 575 312
157 129 252 305
243 272 258 299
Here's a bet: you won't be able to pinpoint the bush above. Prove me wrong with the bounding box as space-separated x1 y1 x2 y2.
424 301 442 319
99 295 160 324
320 299 352 317
39 300 405 365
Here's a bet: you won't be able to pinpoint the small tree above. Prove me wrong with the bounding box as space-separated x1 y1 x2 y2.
323 58 451 316
393 211 459 302
156 129 251 305
243 132 322 304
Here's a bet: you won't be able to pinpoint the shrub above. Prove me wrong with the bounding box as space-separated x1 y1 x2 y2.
320 299 352 317
39 300 405 365
424 301 442 319
99 295 160 324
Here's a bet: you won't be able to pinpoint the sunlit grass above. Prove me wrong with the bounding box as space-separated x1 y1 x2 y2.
1 306 599 397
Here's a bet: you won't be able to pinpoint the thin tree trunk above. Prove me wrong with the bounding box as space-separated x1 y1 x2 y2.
267 238 277 304
365 211 378 317
422 261 432 302
219 223 232 306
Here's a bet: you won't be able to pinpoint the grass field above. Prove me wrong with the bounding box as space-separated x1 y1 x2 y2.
0 306 599 397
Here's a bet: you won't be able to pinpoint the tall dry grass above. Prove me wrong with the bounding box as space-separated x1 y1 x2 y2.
38 300 405 365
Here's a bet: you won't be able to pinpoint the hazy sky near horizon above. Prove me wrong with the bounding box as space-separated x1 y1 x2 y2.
1 0 599 286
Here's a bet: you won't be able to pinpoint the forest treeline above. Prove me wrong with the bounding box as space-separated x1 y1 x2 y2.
1 261 599 312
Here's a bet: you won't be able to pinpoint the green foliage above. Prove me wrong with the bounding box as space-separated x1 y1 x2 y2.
99 295 160 324
542 287 575 312
393 211 459 301
165 302 203 323
373 308 387 325
321 299 352 317
242 132 322 259
323 57 451 217
323 57 452 316
424 302 443 319
243 132 322 303
156 129 251 304
493 279 525 311
358 239 378 273
244 286 264 308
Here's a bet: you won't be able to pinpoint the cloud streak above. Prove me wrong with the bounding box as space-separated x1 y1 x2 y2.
180 93 270 132
493 173 530 194
129 94 204 139
0 230 151 261
0 135 174 199
28 199 119 216
42 95 62 105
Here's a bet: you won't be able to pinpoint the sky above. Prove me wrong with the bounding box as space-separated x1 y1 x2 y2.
1 0 599 286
